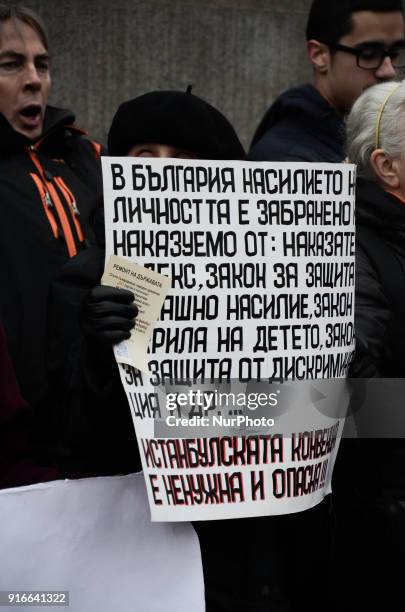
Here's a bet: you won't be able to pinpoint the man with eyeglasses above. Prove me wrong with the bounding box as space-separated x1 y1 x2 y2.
247 2 404 610
249 0 405 162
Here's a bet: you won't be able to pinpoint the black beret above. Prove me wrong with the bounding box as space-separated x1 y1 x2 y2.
108 90 245 160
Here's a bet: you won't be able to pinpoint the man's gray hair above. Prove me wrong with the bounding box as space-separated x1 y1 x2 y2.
346 80 405 180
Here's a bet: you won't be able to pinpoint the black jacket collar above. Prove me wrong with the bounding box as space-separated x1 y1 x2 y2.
0 105 77 157
251 84 344 152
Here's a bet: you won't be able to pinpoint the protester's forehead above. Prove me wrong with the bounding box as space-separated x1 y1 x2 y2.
0 17 47 53
127 142 198 158
344 10 405 43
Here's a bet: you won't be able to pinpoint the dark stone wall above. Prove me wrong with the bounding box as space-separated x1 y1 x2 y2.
20 0 313 148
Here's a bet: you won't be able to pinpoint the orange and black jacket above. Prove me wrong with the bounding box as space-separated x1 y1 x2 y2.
0 105 103 439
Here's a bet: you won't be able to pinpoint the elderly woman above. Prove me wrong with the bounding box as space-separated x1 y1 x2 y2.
348 80 405 375
333 80 405 611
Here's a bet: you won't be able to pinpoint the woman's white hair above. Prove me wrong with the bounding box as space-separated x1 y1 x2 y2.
346 80 405 181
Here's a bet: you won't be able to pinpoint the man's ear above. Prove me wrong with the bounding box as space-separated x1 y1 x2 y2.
370 149 399 189
307 40 330 74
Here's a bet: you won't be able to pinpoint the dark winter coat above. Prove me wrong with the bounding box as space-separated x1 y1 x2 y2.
0 322 59 488
332 177 405 610
248 84 345 163
354 178 405 376
0 106 103 427
336 178 405 495
46 237 141 477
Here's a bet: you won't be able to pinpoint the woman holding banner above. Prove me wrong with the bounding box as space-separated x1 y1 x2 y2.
63 88 339 612
51 90 275 612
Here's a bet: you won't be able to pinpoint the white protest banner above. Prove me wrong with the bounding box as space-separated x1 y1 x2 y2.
0 474 204 612
102 158 355 521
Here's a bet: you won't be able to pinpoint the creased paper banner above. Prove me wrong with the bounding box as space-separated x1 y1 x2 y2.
102 158 355 521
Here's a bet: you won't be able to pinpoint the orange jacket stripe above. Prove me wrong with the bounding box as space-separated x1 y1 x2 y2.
54 176 85 242
28 149 77 258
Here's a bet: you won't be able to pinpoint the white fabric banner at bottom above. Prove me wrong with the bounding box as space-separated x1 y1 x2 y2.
0 473 204 612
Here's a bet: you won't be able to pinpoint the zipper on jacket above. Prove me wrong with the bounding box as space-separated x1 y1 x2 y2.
29 173 59 239
27 147 78 258
54 176 85 243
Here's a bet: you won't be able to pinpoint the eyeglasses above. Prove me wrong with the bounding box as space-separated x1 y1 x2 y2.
328 42 405 70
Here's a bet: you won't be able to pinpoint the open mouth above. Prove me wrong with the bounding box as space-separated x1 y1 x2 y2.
19 104 42 122
20 104 41 117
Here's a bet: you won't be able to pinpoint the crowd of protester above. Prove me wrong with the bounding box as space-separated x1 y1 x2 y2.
1 0 405 610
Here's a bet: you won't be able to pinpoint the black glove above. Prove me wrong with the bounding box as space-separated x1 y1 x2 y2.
349 337 378 378
79 285 138 347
